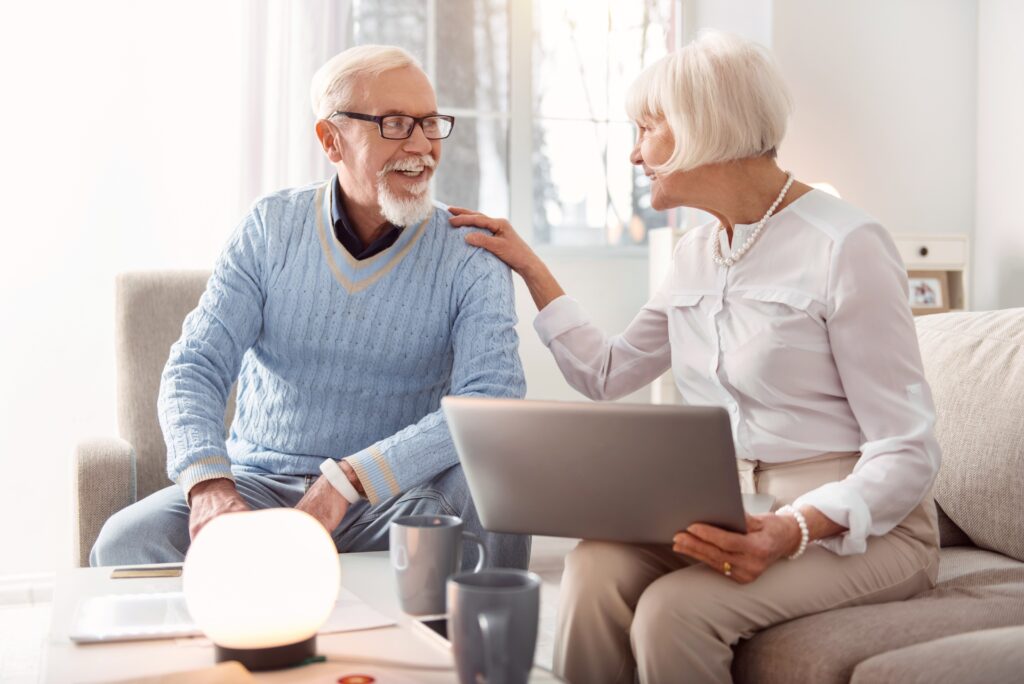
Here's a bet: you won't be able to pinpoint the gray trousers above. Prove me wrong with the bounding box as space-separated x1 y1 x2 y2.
90 464 530 571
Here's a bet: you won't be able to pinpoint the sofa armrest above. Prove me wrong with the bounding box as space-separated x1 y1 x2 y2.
851 626 1024 684
72 437 137 567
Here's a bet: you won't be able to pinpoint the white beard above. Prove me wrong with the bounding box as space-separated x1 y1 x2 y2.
377 177 434 227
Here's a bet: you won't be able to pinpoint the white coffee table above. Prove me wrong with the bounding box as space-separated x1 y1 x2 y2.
44 552 560 683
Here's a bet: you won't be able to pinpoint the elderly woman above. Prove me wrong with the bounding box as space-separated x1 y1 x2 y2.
449 31 939 684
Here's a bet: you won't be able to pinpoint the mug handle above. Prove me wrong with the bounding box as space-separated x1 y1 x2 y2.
478 609 509 684
462 531 487 572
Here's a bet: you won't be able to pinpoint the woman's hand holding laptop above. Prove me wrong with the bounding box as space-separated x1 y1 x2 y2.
674 512 799 583
674 507 847 583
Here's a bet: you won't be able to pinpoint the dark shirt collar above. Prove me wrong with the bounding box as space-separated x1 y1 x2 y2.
331 176 403 260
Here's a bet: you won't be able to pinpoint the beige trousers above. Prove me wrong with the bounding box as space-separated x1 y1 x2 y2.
553 453 939 684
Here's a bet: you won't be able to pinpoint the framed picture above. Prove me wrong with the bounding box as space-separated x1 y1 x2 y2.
907 270 950 315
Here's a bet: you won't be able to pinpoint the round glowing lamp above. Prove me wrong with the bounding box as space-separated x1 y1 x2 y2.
183 508 340 671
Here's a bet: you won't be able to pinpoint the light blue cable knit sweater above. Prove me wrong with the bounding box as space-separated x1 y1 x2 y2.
157 179 526 505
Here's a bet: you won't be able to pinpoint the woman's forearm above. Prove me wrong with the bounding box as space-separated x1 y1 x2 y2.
519 260 566 311
801 505 847 541
788 505 847 550
772 505 848 558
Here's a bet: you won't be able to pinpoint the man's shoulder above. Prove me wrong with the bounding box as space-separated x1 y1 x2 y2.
249 181 324 218
428 202 488 249
427 202 509 273
427 200 456 229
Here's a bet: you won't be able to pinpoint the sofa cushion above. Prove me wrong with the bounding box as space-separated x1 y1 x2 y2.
732 547 1024 684
915 309 1024 561
935 545 1024 583
850 625 1024 684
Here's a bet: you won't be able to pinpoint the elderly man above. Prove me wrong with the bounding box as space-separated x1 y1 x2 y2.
90 45 529 570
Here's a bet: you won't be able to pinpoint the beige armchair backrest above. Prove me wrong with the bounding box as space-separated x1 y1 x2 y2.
115 270 235 501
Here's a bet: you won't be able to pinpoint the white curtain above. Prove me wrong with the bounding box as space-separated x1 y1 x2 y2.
240 0 353 206
1 0 251 576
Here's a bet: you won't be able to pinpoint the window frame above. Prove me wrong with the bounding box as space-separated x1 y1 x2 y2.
426 0 684 255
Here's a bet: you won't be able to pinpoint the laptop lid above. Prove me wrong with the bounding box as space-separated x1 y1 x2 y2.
442 397 746 544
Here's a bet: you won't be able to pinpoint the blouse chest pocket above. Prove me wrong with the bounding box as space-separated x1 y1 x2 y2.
736 288 831 353
666 292 719 348
670 293 705 309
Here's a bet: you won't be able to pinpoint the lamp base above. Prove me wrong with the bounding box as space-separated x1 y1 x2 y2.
215 635 316 671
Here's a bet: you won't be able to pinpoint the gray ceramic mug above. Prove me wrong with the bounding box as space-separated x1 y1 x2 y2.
390 514 486 615
447 568 541 684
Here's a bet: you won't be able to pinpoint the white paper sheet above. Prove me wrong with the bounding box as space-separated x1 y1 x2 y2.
70 588 395 643
317 587 396 634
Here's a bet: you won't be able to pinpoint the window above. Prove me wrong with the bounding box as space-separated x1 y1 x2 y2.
532 0 680 247
351 0 681 247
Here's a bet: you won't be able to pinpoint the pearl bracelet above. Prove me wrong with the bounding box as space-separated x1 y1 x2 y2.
776 505 809 560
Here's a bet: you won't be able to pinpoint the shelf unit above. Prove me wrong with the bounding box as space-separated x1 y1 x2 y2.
890 233 970 313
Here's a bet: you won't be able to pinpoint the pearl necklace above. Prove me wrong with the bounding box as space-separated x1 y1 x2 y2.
711 172 795 267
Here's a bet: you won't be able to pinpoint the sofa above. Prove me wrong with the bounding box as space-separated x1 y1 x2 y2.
75 272 1024 682
731 308 1024 682
532 308 1024 683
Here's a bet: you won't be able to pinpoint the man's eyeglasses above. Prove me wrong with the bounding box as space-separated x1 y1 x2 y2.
329 111 455 140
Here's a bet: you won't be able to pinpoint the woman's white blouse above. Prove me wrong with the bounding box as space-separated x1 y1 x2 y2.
533 190 940 555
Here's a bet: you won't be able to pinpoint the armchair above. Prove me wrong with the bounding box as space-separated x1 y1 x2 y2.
72 271 231 566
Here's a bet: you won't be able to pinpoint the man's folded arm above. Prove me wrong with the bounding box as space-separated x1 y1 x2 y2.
343 251 526 505
158 207 267 499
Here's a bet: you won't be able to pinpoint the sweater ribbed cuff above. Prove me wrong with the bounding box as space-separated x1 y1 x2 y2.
175 456 235 501
344 444 400 506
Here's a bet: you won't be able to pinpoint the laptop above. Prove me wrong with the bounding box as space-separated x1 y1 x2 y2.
442 397 747 543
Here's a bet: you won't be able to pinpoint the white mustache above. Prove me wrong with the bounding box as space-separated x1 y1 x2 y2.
379 155 436 176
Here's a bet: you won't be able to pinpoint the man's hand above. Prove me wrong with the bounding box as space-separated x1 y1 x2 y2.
296 475 350 534
188 478 250 540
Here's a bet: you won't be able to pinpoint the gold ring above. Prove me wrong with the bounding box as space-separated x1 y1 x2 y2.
722 561 732 576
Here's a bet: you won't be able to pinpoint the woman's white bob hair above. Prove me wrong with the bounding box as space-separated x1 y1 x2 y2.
626 30 792 174
310 44 422 120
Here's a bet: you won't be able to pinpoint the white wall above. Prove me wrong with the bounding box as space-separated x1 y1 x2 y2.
772 0 978 238
515 254 650 404
0 1 244 576
686 0 773 46
975 0 1024 310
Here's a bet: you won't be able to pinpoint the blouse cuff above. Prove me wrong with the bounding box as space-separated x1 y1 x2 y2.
792 481 873 556
533 295 589 346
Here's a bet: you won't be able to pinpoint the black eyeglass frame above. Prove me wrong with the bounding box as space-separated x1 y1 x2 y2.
329 111 456 140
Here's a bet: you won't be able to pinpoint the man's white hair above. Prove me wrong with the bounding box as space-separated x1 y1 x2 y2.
626 30 792 174
310 45 422 120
